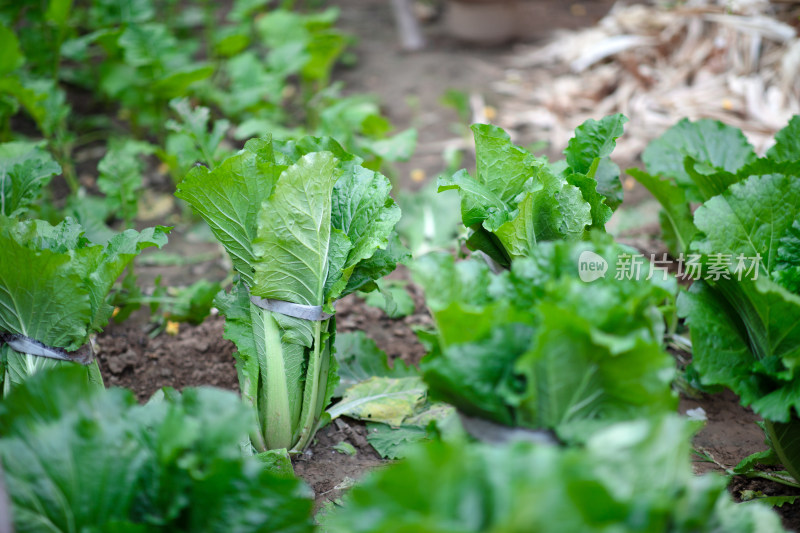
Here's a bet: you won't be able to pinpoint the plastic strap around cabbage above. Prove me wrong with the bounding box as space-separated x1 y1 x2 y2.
0 332 94 365
248 294 334 321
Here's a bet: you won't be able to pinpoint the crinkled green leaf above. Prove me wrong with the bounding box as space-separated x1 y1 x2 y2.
0 216 167 394
774 221 800 294
97 139 153 227
0 141 60 217
176 139 282 287
252 152 340 305
564 113 627 210
471 123 537 204
565 114 627 176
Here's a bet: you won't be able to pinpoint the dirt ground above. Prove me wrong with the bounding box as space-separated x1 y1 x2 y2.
93 0 800 529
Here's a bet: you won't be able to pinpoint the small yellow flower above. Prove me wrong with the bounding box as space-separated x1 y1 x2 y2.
721 98 734 111
165 321 180 336
484 106 497 121
112 307 120 318
410 168 426 183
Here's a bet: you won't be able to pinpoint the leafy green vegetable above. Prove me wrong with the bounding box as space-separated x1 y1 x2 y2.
97 138 153 228
0 141 60 217
176 135 405 452
0 366 314 532
634 115 800 481
163 97 230 177
414 234 677 443
0 215 168 395
322 416 783 532
441 115 626 266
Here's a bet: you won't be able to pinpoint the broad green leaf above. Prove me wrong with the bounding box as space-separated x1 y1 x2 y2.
342 232 410 297
493 171 591 259
0 217 167 393
438 168 508 228
678 278 800 422
252 152 340 305
0 24 23 76
176 141 282 287
692 173 800 273
564 114 627 210
328 376 426 426
327 163 401 300
642 118 757 199
767 115 800 163
365 422 428 459
516 307 676 442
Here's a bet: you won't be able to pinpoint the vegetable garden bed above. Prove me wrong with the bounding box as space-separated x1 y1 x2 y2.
3 0 800 531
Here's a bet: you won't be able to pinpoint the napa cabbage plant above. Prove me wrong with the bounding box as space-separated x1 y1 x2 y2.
630 116 800 480
321 416 784 533
176 135 406 453
0 366 314 533
440 114 627 267
0 215 168 396
413 234 677 443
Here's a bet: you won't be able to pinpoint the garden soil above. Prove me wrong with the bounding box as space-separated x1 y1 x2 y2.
94 0 800 529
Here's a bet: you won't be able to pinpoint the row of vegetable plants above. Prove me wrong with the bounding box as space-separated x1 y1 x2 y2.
0 0 417 332
2 111 799 531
